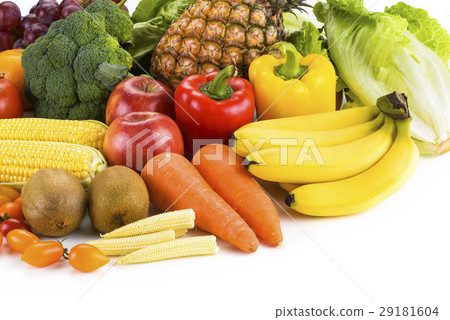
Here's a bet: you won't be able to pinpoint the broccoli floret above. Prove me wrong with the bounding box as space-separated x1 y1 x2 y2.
45 19 64 39
85 0 133 43
68 102 105 121
77 80 107 103
73 34 123 83
46 67 77 107
47 34 78 69
29 57 55 100
34 101 70 120
60 11 105 47
21 0 133 122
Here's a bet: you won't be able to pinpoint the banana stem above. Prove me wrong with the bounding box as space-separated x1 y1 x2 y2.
376 92 410 119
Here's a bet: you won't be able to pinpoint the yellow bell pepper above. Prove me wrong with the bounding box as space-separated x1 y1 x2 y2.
249 42 336 120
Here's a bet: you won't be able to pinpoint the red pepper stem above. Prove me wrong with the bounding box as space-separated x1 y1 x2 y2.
201 65 235 101
273 42 308 80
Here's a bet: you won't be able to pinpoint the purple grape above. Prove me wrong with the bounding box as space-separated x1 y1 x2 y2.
18 14 38 37
23 23 48 45
12 38 26 49
37 0 59 6
60 4 82 19
60 0 82 9
29 5 37 14
0 1 21 31
36 3 60 26
0 29 15 52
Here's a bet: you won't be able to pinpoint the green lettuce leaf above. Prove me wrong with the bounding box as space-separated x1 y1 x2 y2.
385 2 450 68
128 0 196 66
287 21 328 58
314 0 450 154
131 0 167 23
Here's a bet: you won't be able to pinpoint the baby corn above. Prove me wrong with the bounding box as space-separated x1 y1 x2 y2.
101 209 195 239
116 235 217 264
87 230 176 256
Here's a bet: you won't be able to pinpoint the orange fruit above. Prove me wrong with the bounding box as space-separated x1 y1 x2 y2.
0 49 33 110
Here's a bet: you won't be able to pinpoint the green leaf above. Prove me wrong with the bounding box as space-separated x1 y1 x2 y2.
287 21 328 58
314 0 450 152
128 16 167 63
128 0 196 64
385 2 450 67
95 62 131 91
131 0 167 23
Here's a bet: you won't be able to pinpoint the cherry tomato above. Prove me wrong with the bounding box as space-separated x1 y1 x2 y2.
14 196 21 206
6 229 39 253
0 75 24 119
68 244 109 272
21 241 64 268
0 202 24 221
0 233 3 247
0 218 32 237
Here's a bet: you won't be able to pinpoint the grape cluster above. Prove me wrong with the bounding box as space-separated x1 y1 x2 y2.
0 0 80 52
0 0 127 53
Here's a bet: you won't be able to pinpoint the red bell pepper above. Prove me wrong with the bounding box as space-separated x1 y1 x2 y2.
174 66 255 155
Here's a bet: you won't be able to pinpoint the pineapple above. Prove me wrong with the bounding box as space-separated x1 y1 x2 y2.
150 0 310 89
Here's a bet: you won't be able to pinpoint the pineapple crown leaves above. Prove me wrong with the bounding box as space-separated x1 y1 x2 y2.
260 0 313 14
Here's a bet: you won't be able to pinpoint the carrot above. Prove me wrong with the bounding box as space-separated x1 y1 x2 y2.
141 152 259 253
192 144 283 246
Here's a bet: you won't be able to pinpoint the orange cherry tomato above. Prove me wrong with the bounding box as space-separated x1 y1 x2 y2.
14 196 21 206
68 244 110 272
6 229 39 253
0 233 3 247
0 202 24 221
21 241 65 268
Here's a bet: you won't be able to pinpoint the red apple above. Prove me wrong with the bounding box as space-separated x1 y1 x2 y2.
103 112 184 172
105 76 175 126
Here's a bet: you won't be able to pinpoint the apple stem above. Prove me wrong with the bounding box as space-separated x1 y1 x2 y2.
145 82 150 93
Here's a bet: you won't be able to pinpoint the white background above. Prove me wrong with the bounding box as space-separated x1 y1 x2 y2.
1 0 449 319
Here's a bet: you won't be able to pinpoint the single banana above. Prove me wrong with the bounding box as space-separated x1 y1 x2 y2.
285 118 419 216
244 116 395 184
238 105 380 132
232 112 385 157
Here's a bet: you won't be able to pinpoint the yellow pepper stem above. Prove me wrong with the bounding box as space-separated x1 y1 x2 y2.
273 42 308 80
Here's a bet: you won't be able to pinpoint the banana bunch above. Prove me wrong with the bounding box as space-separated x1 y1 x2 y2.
231 92 419 216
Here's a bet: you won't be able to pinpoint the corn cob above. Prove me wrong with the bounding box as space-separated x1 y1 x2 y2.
0 118 107 152
0 140 107 190
87 230 176 256
101 209 195 239
116 235 217 264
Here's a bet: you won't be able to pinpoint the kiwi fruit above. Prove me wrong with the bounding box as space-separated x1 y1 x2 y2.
88 165 149 233
21 169 87 237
